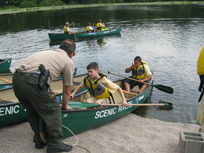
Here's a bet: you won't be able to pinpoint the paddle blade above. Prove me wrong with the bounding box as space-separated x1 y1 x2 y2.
152 84 174 94
68 102 100 108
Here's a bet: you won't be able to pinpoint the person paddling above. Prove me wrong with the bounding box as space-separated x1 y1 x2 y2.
64 21 75 34
124 56 152 94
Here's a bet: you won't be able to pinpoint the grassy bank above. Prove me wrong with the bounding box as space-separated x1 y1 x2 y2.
0 1 204 15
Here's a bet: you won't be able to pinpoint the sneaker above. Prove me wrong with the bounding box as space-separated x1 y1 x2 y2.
35 142 46 149
47 143 72 153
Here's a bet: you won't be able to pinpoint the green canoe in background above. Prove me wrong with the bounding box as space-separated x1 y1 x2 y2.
0 58 12 73
48 27 121 41
39 74 154 142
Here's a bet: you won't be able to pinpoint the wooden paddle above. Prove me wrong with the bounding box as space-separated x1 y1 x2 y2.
122 90 138 96
108 71 174 94
0 78 12 83
73 22 76 39
67 101 169 108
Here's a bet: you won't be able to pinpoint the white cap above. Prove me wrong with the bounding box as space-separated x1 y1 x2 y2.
66 22 69 25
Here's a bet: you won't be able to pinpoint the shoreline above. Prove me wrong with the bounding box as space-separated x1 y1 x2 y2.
0 114 201 153
0 1 204 15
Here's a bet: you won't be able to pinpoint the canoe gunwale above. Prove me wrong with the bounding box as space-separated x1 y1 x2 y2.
0 58 12 64
48 27 121 41
61 76 153 113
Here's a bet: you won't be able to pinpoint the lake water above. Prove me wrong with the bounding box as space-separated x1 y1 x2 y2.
1 4 204 124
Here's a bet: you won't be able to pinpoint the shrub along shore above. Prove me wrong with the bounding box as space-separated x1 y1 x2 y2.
0 1 204 15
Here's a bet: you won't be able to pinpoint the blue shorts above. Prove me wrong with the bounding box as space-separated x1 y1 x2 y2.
124 76 150 89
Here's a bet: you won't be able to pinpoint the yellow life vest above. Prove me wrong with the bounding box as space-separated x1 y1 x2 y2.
84 73 110 99
86 26 93 32
96 23 103 31
86 26 89 32
64 26 67 33
197 46 204 76
132 61 148 79
197 46 204 102
64 26 70 34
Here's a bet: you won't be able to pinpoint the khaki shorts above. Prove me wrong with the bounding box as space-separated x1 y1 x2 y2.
87 97 109 104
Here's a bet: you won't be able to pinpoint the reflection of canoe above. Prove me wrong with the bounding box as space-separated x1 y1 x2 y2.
0 68 77 90
0 58 12 73
48 27 121 41
39 73 153 142
0 73 86 127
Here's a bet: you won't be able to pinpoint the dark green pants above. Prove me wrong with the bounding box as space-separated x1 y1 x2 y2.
12 72 63 149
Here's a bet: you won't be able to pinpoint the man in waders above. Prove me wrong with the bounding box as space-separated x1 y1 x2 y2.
12 39 76 153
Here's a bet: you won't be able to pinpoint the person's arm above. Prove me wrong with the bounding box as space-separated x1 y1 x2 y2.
125 63 135 73
117 87 127 107
70 85 82 99
62 85 72 110
68 21 74 27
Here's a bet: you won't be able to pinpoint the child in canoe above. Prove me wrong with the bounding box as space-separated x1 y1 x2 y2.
70 62 127 107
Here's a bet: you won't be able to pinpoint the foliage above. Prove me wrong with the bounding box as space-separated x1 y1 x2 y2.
19 0 38 8
39 0 51 6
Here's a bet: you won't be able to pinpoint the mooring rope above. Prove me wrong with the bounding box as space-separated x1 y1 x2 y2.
62 125 92 153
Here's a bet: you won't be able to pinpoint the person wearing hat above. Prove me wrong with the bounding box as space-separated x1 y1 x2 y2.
64 21 75 34
86 22 95 33
96 19 106 32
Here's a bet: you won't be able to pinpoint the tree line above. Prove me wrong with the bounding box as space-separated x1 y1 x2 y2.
0 0 202 9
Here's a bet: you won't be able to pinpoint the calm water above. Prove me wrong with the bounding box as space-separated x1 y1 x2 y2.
1 4 204 124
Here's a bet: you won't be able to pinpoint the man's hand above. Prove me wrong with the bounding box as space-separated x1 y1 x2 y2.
60 104 72 110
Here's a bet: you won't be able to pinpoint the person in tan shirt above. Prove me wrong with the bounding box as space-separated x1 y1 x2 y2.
71 62 127 107
124 56 152 94
13 39 75 153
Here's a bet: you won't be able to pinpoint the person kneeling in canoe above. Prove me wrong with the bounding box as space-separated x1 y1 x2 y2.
86 22 95 33
124 56 152 94
96 19 108 32
64 21 75 34
70 62 127 107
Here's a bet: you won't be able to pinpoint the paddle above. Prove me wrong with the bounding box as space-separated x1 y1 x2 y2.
122 90 138 96
68 101 169 108
108 71 174 94
0 78 12 83
73 22 76 39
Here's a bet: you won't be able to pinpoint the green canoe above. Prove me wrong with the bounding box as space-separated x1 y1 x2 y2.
0 73 86 127
0 58 12 73
39 74 153 142
48 27 121 41
0 68 77 90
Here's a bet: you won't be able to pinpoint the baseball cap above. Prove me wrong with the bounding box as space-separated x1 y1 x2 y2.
66 22 69 25
99 19 102 22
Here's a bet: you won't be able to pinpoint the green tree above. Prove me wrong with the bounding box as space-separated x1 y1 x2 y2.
19 0 38 8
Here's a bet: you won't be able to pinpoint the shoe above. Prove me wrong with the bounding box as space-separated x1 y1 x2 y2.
35 142 46 149
47 143 72 153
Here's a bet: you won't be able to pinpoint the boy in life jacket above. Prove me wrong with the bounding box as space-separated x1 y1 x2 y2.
96 19 106 32
70 62 127 107
124 56 152 94
64 21 75 34
86 22 95 33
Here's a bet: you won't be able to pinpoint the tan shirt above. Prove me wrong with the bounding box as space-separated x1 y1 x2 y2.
80 76 119 94
99 23 105 28
15 49 74 86
66 26 70 32
143 64 152 77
